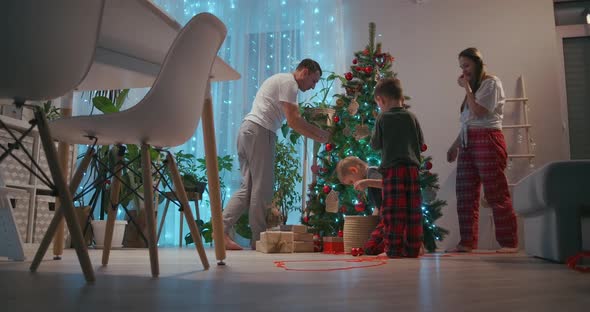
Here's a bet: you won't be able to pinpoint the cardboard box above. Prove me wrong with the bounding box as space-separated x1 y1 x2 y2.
256 231 293 253
293 241 314 253
293 232 314 242
280 224 307 233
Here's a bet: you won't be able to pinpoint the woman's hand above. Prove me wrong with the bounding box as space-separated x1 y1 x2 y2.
447 144 459 163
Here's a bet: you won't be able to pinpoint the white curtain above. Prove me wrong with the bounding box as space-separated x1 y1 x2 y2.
73 0 345 246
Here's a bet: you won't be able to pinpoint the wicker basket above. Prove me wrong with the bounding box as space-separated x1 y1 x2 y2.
343 215 379 252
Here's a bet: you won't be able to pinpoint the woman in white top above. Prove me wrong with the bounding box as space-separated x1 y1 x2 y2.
446 48 518 253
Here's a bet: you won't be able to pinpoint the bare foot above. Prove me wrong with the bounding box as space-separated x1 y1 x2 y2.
445 244 472 253
496 247 518 254
224 234 243 250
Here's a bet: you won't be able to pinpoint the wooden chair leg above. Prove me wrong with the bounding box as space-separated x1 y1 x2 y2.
166 152 209 270
34 109 94 282
156 198 171 244
141 144 159 277
30 147 94 272
102 145 123 266
201 94 226 264
51 139 70 259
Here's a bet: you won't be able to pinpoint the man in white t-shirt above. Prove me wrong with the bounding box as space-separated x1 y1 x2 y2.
223 59 330 250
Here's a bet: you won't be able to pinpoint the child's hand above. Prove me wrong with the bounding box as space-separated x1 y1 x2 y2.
447 145 458 163
353 179 369 191
457 74 468 88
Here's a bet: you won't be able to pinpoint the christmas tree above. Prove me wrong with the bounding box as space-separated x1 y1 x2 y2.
301 23 448 252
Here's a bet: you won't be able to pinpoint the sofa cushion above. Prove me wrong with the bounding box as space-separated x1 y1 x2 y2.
513 160 590 215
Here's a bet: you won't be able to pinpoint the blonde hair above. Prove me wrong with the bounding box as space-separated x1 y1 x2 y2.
336 156 367 182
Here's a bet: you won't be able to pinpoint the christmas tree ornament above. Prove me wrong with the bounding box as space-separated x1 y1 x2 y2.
348 97 359 115
343 125 352 136
345 72 353 81
353 124 371 140
425 161 433 170
364 66 373 74
336 98 344 107
325 143 333 152
340 205 347 213
421 143 428 152
354 202 366 212
323 185 331 194
333 115 340 123
338 230 344 237
352 58 358 64
325 190 340 213
355 66 363 72
363 49 369 55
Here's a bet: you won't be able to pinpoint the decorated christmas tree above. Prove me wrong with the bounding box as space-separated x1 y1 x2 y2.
301 23 448 252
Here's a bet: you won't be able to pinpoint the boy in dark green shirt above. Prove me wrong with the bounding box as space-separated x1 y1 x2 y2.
367 77 424 258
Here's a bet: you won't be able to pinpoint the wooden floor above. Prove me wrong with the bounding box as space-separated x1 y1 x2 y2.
1 246 589 312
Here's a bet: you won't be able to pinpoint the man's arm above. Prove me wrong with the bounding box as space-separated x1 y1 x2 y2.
283 102 330 143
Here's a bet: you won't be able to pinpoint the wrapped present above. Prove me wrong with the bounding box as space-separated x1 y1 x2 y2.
323 236 344 253
280 224 308 233
293 241 315 253
294 232 314 242
256 231 293 253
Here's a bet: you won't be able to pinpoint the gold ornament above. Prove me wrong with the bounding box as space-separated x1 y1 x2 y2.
325 190 340 213
354 124 370 140
336 98 344 107
348 97 359 115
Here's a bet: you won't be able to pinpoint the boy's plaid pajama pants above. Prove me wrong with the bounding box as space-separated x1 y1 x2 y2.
364 165 423 258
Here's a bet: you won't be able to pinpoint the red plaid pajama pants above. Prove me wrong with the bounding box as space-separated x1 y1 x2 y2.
456 128 517 249
363 165 423 258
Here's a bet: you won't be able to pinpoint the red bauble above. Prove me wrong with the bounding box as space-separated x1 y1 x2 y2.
303 216 309 223
338 230 344 237
364 66 373 74
421 143 428 152
345 72 353 80
355 66 363 72
425 161 433 170
333 115 340 123
321 167 328 174
325 143 333 152
363 49 369 55
352 58 358 64
340 206 347 213
351 247 364 256
355 202 366 212
323 185 331 194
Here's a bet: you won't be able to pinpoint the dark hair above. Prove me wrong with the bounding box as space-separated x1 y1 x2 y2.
374 77 403 100
459 47 487 112
296 58 322 77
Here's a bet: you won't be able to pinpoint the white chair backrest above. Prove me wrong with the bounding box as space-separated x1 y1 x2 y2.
122 12 227 147
0 0 104 101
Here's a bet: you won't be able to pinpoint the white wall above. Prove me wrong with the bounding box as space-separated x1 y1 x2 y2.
342 0 567 249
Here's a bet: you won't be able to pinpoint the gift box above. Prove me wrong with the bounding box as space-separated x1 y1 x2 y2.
293 241 314 253
323 236 344 253
256 231 293 253
280 224 308 233
293 232 313 242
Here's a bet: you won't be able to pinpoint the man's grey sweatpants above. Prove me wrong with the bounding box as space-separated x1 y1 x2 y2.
223 120 276 247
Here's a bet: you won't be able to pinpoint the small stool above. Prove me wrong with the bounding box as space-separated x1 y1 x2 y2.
157 191 202 247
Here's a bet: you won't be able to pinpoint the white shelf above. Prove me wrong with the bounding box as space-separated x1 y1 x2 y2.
505 97 528 102
502 124 532 129
508 154 535 159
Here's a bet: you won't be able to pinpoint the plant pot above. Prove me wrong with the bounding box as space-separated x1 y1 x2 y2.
91 220 127 249
184 181 207 194
343 215 379 252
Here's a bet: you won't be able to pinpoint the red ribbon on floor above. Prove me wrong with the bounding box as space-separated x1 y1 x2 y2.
565 252 590 273
274 256 388 272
